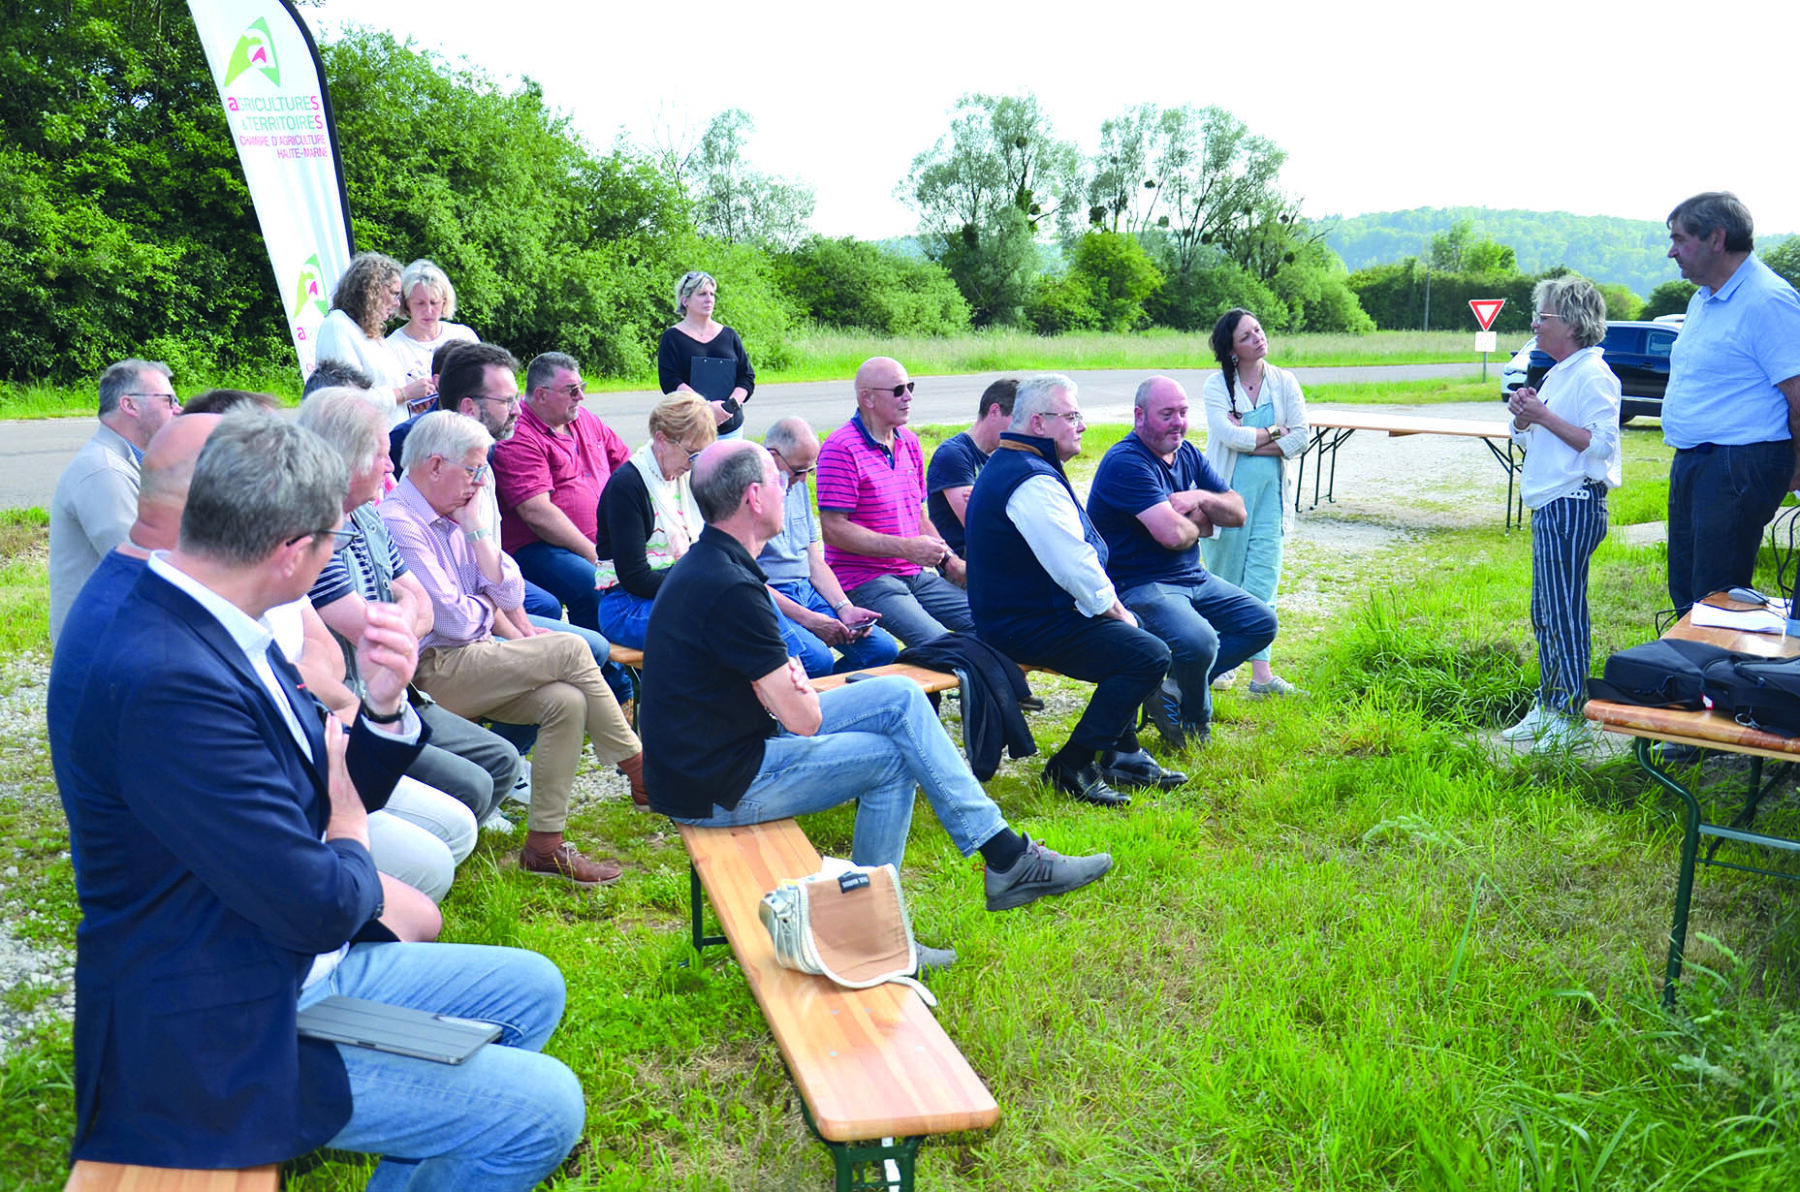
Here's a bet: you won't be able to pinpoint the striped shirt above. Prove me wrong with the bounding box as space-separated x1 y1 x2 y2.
379 477 524 650
816 413 927 591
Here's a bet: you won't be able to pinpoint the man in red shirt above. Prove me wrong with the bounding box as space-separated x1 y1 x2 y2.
491 352 630 632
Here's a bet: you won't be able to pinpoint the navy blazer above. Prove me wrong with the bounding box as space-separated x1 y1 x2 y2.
47 564 426 1169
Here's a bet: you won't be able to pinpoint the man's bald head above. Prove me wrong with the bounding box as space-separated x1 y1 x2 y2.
1133 375 1184 411
690 439 769 525
131 413 225 552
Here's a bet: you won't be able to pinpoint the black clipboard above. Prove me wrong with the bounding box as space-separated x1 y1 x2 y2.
687 355 738 404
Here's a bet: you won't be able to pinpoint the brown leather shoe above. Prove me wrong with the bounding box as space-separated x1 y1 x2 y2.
617 752 649 810
519 834 623 887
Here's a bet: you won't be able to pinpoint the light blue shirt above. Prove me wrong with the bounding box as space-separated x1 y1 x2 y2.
757 472 819 587
1662 254 1800 449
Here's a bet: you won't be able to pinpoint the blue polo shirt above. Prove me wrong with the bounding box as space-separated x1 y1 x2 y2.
1088 433 1228 591
1663 254 1800 449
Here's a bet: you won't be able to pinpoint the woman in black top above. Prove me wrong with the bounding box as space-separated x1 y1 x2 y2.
595 395 717 648
658 270 756 439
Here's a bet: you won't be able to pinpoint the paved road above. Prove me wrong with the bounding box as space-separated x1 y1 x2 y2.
1 363 1481 510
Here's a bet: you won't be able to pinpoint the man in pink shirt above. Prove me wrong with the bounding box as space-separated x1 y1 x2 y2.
817 356 973 646
491 352 630 632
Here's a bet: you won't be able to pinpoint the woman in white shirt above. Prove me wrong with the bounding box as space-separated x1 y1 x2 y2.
386 259 479 388
1504 276 1623 751
1201 309 1309 698
312 252 433 428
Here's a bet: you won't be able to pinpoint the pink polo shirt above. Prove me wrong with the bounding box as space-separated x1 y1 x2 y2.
815 412 928 591
491 401 631 555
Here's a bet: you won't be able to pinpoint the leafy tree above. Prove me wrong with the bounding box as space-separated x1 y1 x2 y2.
1085 104 1160 234
0 0 287 380
1642 279 1697 320
774 237 969 336
656 109 815 251
1024 273 1100 335
932 207 1040 328
1149 105 1287 279
1430 220 1517 275
1595 282 1642 322
1145 257 1284 333
1269 242 1374 334
1763 238 1800 291
1069 231 1162 332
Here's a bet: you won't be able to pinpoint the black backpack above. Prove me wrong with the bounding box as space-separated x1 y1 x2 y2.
1588 639 1746 709
1700 654 1800 737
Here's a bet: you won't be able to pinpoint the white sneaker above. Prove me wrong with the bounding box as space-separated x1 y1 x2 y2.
1501 704 1553 742
506 759 532 805
480 808 515 832
1531 713 1592 754
1211 669 1238 692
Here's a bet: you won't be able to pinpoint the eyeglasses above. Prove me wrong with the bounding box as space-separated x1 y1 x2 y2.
458 461 492 483
126 392 180 410
773 447 816 476
1533 312 1565 322
1041 410 1084 425
541 383 583 399
288 527 356 553
861 381 915 398
472 394 521 409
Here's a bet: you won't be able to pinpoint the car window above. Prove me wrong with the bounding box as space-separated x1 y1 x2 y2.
1601 326 1642 353
1647 331 1676 357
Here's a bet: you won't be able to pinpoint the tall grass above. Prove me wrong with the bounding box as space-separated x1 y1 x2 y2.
7 430 1800 1189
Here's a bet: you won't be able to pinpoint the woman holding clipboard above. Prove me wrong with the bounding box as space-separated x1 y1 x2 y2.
658 270 757 439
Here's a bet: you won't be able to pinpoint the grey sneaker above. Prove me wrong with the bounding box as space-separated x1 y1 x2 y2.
1210 668 1238 692
914 944 957 974
1246 674 1306 699
985 836 1114 911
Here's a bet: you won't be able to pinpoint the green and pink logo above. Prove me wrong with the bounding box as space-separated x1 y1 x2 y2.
291 255 328 320
223 18 280 87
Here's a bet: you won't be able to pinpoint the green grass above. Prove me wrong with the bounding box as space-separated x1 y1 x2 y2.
1306 376 1495 406
8 428 1800 1189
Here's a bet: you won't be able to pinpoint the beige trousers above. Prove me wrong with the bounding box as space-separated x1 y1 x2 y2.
416 634 640 833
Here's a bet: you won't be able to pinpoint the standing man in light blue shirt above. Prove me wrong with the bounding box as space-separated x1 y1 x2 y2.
1661 192 1800 615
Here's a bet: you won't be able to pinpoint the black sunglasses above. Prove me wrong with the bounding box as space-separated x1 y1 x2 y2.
862 381 915 398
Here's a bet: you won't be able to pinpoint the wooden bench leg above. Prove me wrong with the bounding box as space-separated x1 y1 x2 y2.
802 1101 923 1191
689 863 726 954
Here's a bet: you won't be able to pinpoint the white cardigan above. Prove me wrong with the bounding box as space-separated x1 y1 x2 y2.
1201 363 1309 533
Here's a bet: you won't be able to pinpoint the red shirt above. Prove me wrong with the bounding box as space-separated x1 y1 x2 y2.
491 402 631 555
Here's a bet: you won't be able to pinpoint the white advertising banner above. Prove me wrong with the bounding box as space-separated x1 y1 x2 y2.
187 0 353 376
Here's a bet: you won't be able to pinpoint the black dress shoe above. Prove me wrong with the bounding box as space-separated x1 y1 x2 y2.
1042 758 1131 806
1098 748 1188 790
1018 692 1046 712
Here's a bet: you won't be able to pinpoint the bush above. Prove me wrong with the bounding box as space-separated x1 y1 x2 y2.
1069 230 1163 332
1596 282 1643 322
1023 273 1101 334
1641 279 1697 320
774 237 969 337
1147 261 1285 332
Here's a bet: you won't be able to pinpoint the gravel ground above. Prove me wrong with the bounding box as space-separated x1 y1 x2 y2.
0 400 1588 1059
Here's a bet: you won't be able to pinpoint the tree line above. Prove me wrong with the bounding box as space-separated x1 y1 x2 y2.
3 3 1393 385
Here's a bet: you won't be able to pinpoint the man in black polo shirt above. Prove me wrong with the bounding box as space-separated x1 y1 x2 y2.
642 440 1114 913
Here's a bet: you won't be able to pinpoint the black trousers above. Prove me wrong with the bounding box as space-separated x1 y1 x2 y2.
983 614 1170 757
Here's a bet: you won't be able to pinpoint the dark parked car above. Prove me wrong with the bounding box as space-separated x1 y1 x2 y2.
1498 320 1681 423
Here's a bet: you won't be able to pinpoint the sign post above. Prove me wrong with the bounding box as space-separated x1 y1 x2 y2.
1469 299 1506 381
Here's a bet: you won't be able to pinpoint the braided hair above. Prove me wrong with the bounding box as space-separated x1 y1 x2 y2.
1210 308 1253 417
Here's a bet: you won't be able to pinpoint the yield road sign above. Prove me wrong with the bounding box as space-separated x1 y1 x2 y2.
1469 299 1505 331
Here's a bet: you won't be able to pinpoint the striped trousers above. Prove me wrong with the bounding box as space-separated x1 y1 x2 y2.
1530 484 1609 714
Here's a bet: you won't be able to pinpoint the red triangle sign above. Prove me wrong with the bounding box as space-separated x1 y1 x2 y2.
1469 298 1505 331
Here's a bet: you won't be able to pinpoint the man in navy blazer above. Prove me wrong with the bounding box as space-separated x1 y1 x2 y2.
48 414 584 1185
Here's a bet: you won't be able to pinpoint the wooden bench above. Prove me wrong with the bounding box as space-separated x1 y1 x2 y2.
808 662 961 696
65 1163 278 1191
678 819 998 1189
608 645 644 725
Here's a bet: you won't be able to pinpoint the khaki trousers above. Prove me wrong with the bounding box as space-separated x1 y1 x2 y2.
416 634 640 833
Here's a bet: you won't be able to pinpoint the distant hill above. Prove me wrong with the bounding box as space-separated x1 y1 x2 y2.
1323 207 1793 299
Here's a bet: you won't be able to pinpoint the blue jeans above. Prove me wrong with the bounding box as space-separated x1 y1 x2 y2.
300 943 584 1191
845 570 974 647
1121 575 1277 727
597 587 655 650
771 581 901 677
1667 440 1791 615
521 579 561 620
668 676 1006 870
513 542 600 632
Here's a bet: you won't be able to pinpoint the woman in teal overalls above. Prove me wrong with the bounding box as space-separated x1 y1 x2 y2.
1200 309 1309 697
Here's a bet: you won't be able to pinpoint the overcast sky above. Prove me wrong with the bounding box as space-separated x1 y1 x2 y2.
306 0 1800 244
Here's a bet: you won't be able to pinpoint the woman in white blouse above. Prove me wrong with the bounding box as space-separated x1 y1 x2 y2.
1503 276 1623 751
312 252 433 428
386 259 479 389
1201 309 1309 698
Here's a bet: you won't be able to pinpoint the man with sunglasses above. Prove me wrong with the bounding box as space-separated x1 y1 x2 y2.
817 357 974 646
490 350 631 633
759 416 901 676
50 357 182 642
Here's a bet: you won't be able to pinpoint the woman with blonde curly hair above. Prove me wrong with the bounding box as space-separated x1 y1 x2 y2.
595 395 719 647
313 251 433 427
